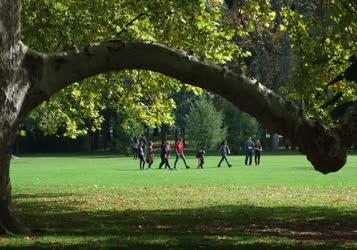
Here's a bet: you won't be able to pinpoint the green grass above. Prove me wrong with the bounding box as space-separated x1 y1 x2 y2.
1 154 356 249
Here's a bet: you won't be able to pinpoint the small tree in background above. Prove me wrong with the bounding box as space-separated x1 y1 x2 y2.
186 96 227 150
222 100 258 153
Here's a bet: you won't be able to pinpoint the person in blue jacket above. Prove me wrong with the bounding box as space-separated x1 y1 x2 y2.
245 137 255 166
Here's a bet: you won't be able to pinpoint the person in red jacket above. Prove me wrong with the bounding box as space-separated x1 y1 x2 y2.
174 138 190 169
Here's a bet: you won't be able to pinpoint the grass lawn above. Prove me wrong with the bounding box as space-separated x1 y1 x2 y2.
1 154 356 249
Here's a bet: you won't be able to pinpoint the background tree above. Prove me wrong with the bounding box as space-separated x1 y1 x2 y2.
220 99 259 153
278 0 356 120
185 96 227 150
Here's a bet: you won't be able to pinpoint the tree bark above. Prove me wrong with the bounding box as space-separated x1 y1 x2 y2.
0 0 31 234
0 144 29 235
29 40 355 173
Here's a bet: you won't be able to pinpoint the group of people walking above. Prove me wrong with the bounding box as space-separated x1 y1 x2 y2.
132 136 192 170
131 136 263 170
158 138 191 170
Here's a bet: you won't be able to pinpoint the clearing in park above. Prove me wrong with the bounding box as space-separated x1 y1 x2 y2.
1 154 356 249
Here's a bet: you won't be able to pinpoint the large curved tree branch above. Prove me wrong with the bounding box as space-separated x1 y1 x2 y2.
25 40 354 173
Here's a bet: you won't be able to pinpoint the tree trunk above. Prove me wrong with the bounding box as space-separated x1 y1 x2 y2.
145 126 149 141
260 129 267 150
153 127 159 137
0 143 29 234
182 128 186 146
0 0 32 234
175 128 178 142
161 125 168 144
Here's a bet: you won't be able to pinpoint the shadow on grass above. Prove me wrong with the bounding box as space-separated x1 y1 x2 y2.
12 193 79 199
2 193 356 249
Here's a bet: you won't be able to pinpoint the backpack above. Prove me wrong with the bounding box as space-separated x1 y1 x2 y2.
196 151 201 158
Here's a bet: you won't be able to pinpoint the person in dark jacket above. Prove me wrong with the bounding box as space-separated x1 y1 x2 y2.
254 139 263 165
196 148 206 169
139 135 148 154
245 137 255 166
158 141 173 170
138 142 145 170
217 140 232 167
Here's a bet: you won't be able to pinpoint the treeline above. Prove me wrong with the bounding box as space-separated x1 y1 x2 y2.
16 91 289 155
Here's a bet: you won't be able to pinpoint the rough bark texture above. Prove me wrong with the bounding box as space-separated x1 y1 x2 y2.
0 0 356 235
0 0 31 234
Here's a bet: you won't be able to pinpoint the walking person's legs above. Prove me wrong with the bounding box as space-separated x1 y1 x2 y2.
159 158 165 169
218 156 224 167
245 154 249 165
134 148 138 159
224 155 232 167
165 159 173 170
139 156 144 170
199 158 204 168
180 154 189 168
174 155 179 168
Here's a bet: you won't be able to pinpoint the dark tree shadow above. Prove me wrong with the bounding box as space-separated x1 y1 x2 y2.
2 193 356 249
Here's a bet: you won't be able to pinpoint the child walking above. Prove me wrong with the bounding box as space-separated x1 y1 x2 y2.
196 148 206 169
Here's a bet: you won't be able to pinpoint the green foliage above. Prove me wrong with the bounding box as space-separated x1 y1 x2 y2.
21 0 241 137
223 0 356 123
185 96 227 149
172 90 200 128
112 113 143 154
278 1 357 121
221 99 258 152
20 0 356 137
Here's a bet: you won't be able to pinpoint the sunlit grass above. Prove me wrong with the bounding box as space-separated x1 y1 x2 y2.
1 154 356 249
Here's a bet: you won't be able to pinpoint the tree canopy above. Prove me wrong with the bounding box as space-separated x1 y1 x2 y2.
19 0 356 139
21 0 240 137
